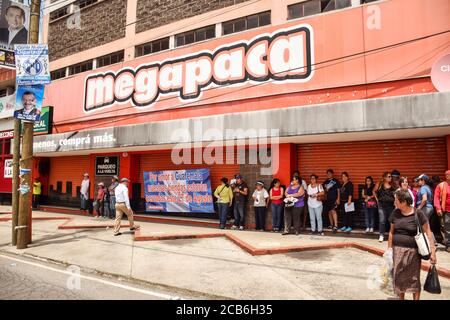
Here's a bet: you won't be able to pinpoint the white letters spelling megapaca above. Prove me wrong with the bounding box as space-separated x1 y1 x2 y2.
84 24 313 112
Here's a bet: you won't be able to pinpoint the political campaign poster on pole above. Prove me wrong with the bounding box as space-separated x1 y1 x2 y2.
0 0 30 51
143 169 214 213
15 44 50 85
0 92 14 119
13 84 44 122
0 1 30 69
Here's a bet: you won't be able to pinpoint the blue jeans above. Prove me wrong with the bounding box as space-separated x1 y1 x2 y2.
234 202 246 227
378 203 394 235
109 196 116 218
80 194 88 210
364 205 377 229
308 205 323 232
218 203 229 228
271 203 283 230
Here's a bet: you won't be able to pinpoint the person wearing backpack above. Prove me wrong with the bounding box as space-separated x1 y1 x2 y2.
434 170 450 253
387 189 436 300
214 177 234 230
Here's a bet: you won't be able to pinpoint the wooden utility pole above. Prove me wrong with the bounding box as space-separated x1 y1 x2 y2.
11 119 20 246
16 0 41 249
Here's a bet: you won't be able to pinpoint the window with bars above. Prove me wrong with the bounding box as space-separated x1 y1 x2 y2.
97 50 124 68
175 25 215 47
135 38 170 57
50 68 66 80
222 11 271 36
69 60 93 76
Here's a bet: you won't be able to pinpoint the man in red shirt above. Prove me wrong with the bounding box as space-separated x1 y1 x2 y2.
434 170 450 252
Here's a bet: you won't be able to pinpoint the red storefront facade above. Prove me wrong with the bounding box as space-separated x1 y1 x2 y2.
31 0 450 227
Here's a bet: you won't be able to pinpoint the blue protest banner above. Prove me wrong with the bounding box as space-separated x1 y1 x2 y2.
143 169 214 213
14 44 50 85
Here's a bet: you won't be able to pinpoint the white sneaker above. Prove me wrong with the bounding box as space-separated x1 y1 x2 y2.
365 228 370 233
231 225 237 230
239 226 244 230
378 235 384 242
369 228 374 233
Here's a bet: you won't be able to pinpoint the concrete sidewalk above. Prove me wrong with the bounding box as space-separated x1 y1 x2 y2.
0 208 449 299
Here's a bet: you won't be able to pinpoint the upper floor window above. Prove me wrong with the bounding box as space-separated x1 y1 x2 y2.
97 50 124 68
50 6 69 22
288 0 374 20
69 60 93 76
322 0 353 12
288 1 322 20
222 11 271 36
135 37 170 57
175 25 215 47
76 0 99 9
51 68 66 80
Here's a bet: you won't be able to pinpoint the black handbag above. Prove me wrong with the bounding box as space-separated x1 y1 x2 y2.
424 265 441 294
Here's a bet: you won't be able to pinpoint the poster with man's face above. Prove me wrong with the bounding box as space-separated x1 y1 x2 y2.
14 84 44 122
0 0 30 51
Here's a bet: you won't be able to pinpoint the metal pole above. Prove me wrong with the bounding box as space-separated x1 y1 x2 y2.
17 0 41 249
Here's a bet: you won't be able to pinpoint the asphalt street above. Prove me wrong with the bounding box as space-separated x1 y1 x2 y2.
0 253 190 300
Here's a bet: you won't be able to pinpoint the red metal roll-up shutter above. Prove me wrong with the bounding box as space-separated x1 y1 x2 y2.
49 156 90 196
138 150 240 197
297 138 447 196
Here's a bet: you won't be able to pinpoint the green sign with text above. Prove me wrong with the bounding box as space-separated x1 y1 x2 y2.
21 106 53 134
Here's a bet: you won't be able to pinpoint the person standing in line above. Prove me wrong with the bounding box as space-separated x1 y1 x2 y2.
434 170 450 253
412 177 420 205
293 170 308 231
307 174 324 235
416 174 434 220
108 176 119 219
282 176 305 235
95 182 107 218
391 169 401 190
375 172 395 242
32 177 42 209
362 176 376 233
398 177 414 206
253 181 269 231
339 172 354 233
214 177 233 230
388 189 436 300
228 179 237 223
323 169 340 233
80 173 90 215
269 178 284 232
113 178 139 236
232 174 248 230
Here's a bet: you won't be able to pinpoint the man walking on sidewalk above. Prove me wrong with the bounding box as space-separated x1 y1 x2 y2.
113 178 139 236
434 170 450 253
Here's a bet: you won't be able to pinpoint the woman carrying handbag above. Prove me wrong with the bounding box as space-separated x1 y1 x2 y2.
387 189 437 300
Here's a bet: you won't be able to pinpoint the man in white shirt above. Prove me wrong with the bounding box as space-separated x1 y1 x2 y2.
80 173 90 214
113 178 139 236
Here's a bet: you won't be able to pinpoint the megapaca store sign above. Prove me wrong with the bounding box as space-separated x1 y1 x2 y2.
84 24 313 112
